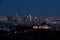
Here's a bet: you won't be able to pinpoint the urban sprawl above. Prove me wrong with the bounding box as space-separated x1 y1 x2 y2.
0 14 60 32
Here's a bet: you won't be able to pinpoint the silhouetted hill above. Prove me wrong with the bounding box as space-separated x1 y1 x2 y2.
0 29 60 40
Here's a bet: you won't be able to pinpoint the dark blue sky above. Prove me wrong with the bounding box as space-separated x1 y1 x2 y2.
0 0 60 17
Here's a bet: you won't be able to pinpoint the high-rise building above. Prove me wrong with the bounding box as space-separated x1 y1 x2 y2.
34 17 38 22
29 15 32 22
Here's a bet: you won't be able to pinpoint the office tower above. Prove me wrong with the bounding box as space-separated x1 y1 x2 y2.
34 17 38 22
29 15 32 22
15 13 19 22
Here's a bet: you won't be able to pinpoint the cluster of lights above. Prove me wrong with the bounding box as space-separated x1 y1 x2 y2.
33 25 49 29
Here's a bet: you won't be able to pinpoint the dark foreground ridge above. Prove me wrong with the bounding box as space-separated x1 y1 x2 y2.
0 29 60 40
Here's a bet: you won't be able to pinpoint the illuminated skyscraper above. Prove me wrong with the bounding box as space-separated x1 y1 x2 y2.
29 15 32 22
34 17 38 22
15 13 19 22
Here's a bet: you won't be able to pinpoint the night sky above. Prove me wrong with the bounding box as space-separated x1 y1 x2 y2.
0 0 60 17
